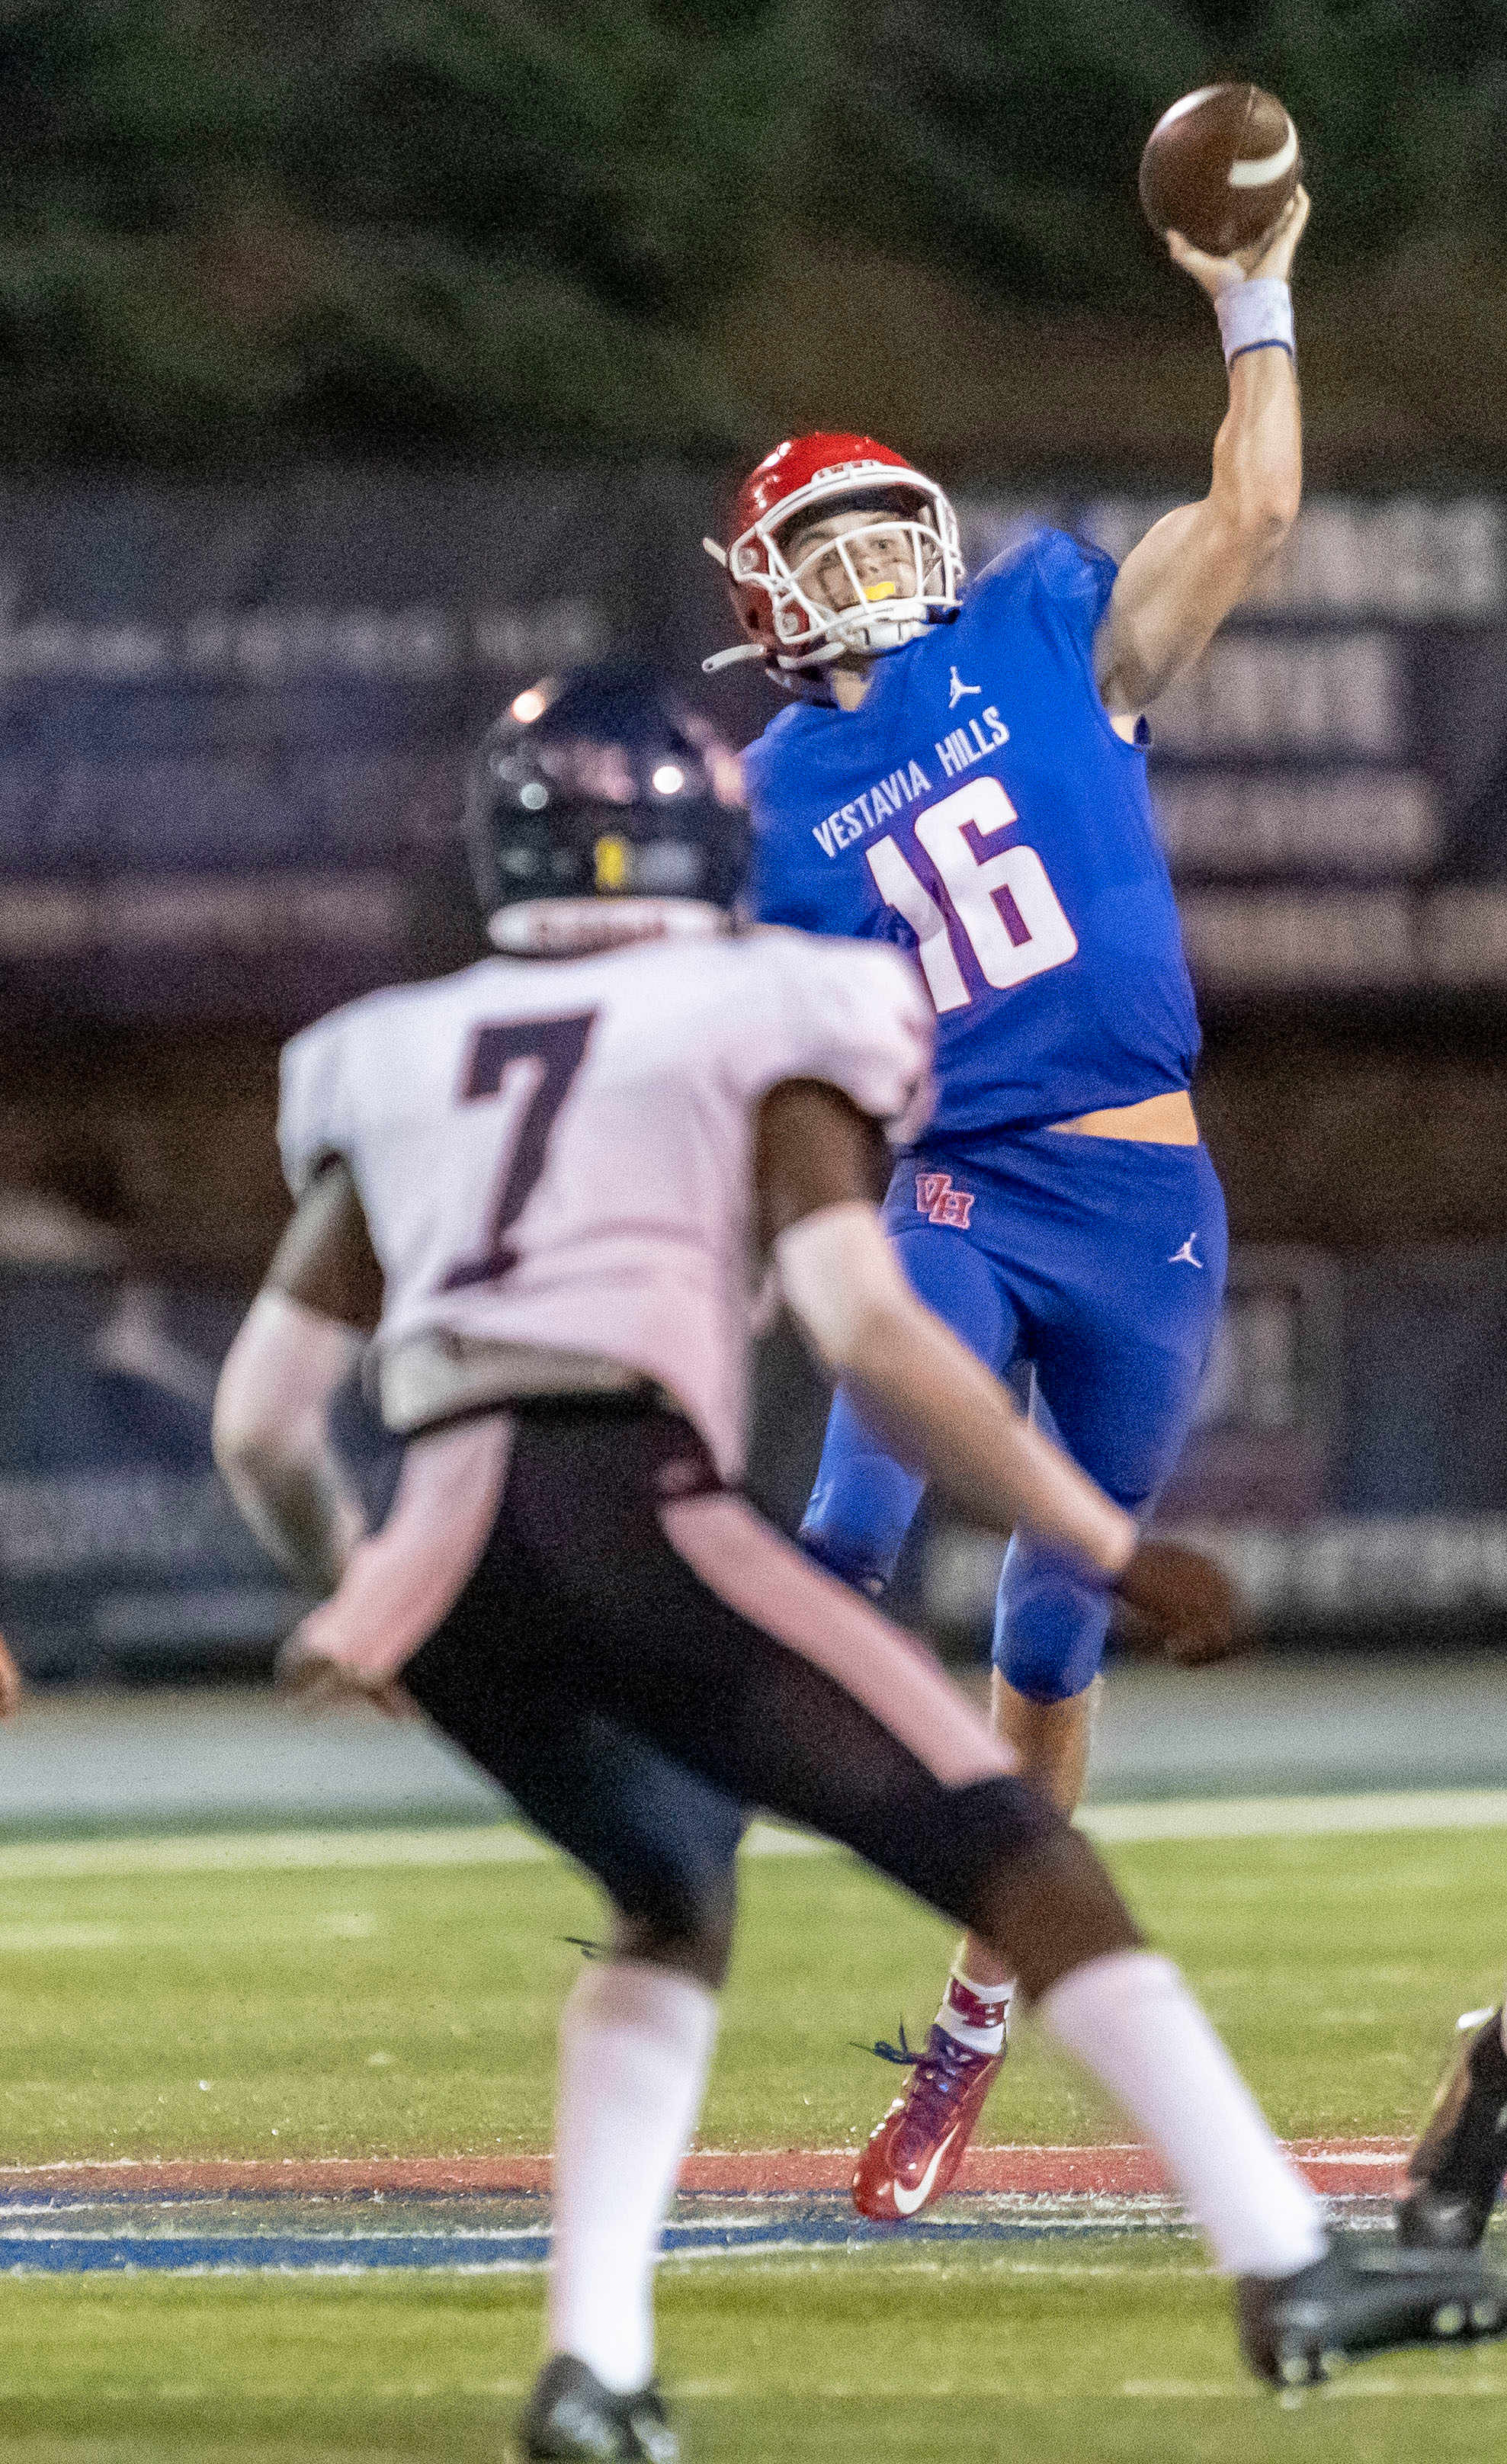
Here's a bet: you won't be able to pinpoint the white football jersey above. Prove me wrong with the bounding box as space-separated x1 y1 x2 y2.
279 926 933 1477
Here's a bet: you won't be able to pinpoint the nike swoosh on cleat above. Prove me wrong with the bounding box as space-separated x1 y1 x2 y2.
890 2126 960 2216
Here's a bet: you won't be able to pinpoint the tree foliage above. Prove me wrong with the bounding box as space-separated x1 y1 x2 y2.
843 0 1507 303
0 0 1502 466
0 0 783 462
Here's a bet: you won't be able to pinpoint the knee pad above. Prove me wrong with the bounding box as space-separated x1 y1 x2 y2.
869 1768 1068 1924
800 1437 922 1595
798 1519 888 1597
958 1801 1140 2000
590 1752 743 1966
993 1535 1112 1704
614 1831 739 1969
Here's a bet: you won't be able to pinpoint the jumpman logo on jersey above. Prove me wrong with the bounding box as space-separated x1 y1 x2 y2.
947 665 982 709
1169 1232 1204 1269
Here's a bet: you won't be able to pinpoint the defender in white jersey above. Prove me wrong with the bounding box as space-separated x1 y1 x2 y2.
278 922 937 1495
215 669 1506 2459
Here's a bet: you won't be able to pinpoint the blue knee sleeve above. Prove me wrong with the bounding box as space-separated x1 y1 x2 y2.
800 1387 924 1591
993 1534 1112 1703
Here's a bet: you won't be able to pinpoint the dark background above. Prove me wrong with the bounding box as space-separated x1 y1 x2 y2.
4 4 1507 480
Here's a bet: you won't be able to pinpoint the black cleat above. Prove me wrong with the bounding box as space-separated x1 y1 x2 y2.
519 2354 679 2462
1236 2233 1507 2388
1396 2004 1507 2251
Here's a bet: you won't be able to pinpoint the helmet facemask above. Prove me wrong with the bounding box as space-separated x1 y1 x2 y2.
735 479 964 672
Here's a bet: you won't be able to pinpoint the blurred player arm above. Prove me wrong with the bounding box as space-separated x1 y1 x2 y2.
1093 190 1309 719
212 1157 380 1599
755 1081 1232 1657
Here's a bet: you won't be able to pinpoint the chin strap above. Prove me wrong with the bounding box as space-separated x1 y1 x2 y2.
701 636 858 692
705 615 946 688
701 637 847 674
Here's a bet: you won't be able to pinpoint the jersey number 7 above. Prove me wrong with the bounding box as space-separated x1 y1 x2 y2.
865 776 1077 1013
441 1011 597 1291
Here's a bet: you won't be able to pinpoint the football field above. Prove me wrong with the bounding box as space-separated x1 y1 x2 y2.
0 1808 1502 2459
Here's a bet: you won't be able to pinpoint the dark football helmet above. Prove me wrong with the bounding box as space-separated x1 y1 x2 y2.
466 663 749 951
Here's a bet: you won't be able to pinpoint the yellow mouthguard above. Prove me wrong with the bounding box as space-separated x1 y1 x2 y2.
861 580 898 602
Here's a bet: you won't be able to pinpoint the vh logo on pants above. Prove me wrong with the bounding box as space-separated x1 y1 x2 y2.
915 1172 976 1230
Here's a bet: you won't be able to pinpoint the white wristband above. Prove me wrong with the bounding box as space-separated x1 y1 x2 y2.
1215 276 1294 367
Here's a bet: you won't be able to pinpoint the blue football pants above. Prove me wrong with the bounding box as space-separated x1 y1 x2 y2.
800 1128 1228 1702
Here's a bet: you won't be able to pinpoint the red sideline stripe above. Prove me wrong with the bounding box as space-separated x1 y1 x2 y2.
0 2141 1409 2201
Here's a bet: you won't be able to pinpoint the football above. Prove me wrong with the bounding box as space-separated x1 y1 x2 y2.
1139 84 1300 258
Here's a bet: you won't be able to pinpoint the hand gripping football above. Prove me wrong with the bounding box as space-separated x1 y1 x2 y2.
1139 84 1301 258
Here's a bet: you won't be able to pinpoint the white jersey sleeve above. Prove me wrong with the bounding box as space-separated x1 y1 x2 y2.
277 1009 354 1197
752 932 935 1142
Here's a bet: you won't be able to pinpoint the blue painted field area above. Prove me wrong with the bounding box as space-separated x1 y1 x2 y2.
0 2187 1160 2273
0 2186 1396 2275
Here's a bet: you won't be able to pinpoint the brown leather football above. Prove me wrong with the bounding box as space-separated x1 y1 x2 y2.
1139 84 1301 257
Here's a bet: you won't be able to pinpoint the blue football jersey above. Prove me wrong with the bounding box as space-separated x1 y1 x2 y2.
745 527 1200 1140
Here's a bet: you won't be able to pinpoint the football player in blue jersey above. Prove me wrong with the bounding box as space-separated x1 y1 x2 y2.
704 189 1310 2216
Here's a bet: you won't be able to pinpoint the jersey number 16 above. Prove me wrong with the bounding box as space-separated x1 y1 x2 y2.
865 776 1077 1013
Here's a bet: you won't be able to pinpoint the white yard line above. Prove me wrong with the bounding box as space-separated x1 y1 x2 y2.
0 1826 556 1879
1123 2376 1507 2401
0 1819 825 1879
1082 1789 1507 1843
0 1788 1501 1882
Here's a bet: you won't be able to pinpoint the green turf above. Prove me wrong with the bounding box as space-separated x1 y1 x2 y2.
2 2248 1505 2463
0 1825 1499 2162
0 1821 1504 2459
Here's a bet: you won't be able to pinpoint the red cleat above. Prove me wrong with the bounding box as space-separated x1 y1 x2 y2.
851 2024 1005 2221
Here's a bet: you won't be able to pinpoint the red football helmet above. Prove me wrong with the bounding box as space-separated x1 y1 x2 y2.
703 432 964 686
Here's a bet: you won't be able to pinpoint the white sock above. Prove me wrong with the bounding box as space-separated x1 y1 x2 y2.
1040 1949 1327 2279
936 1965 1014 2056
548 1959 718 2395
